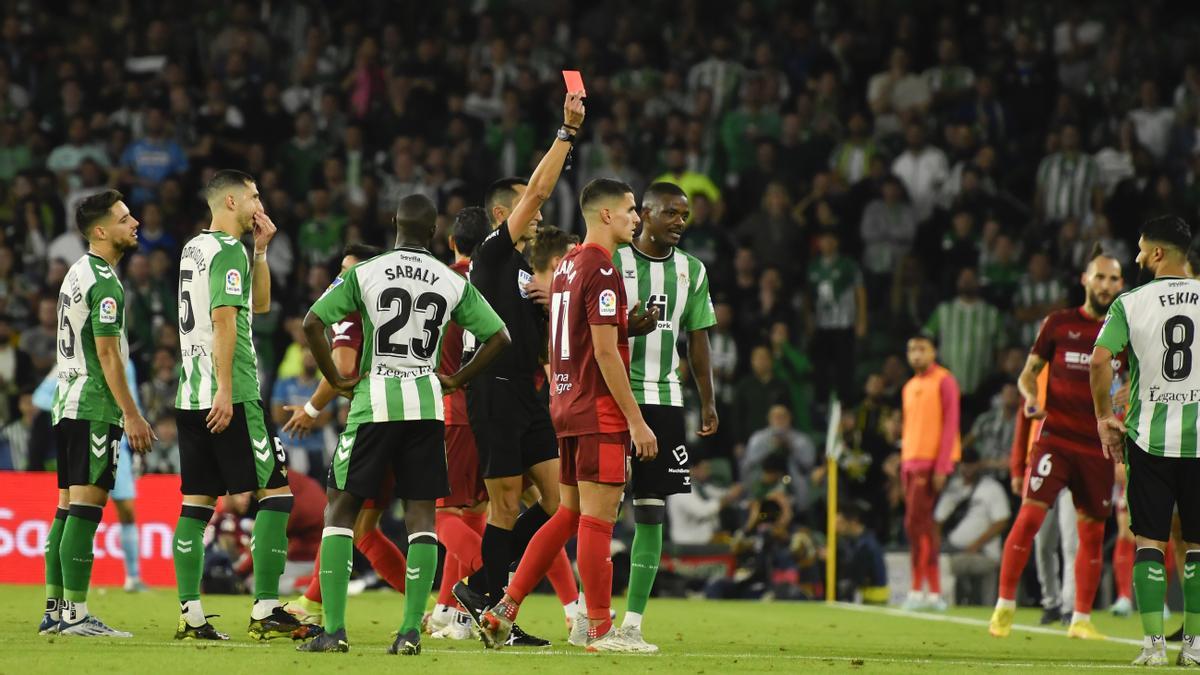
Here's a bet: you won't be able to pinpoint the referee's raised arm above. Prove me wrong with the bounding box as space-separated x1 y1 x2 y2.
502 91 586 243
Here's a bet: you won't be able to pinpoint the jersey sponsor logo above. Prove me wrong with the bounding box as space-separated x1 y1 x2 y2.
373 363 433 379
517 269 532 299
1063 351 1121 371
90 433 107 458
225 269 242 296
624 269 636 279
332 321 355 341
1067 330 1082 339
1029 476 1044 492
598 289 617 316
336 435 353 461
1146 385 1200 404
672 444 689 465
98 297 118 324
96 268 113 279
599 267 614 276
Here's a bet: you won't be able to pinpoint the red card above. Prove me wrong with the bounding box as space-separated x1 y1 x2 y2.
562 70 585 95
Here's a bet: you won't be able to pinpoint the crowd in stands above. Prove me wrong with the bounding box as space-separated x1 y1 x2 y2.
0 0 1196 601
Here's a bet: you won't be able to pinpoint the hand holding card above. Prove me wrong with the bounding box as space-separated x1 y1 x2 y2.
562 70 586 96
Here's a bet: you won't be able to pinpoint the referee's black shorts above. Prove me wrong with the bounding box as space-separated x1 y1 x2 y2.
1126 437 1200 542
467 376 558 480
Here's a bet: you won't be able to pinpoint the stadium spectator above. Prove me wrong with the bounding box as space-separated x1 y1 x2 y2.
118 106 188 207
860 176 917 303
935 448 1011 606
666 459 744 546
805 228 866 408
964 382 1020 481
741 404 819 511
18 297 56 377
271 347 334 480
731 345 790 455
891 123 948 221
1013 251 1069 347
835 499 889 604
1033 122 1102 226
924 267 1005 405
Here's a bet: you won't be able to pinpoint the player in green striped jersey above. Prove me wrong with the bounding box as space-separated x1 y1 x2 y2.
299 194 509 655
41 190 154 638
1091 215 1200 666
171 170 316 643
609 182 718 651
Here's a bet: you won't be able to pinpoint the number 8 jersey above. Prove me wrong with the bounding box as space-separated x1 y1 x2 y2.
1096 276 1200 457
176 230 261 410
310 246 504 423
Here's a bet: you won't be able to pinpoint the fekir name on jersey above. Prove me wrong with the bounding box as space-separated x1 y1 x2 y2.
1096 276 1200 458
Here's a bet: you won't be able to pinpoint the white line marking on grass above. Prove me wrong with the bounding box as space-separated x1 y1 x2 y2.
828 601 1172 651
418 648 1152 669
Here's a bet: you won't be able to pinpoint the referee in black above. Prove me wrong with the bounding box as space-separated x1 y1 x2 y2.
453 93 585 643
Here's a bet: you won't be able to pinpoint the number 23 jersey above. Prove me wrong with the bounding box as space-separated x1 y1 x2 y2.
549 243 630 437
1096 276 1200 458
310 246 504 424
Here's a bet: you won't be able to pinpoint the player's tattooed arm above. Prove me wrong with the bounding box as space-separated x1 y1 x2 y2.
95 336 156 452
688 329 719 436
441 326 511 393
1017 353 1047 419
1089 344 1125 462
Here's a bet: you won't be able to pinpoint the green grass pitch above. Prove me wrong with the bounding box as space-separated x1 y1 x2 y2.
0 584 1168 672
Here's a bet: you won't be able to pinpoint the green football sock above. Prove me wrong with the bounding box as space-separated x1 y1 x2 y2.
399 538 438 634
60 504 103 603
174 507 212 603
1134 548 1167 638
252 499 292 601
319 530 354 634
626 522 663 617
44 508 67 601
1185 551 1200 636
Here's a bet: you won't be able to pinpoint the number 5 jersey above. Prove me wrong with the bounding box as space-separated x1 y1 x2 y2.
309 246 504 423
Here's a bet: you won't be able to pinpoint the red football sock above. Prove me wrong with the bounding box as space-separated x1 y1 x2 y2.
578 514 614 637
437 510 484 574
437 553 458 606
1074 518 1105 615
998 504 1048 601
356 528 407 593
508 506 579 605
1114 535 1135 599
547 547 578 605
463 509 487 535
304 542 323 603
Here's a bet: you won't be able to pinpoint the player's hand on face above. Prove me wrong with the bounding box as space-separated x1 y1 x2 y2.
563 91 586 129
282 405 316 439
206 389 234 433
525 278 551 306
125 413 157 454
699 402 719 436
252 211 277 253
632 420 657 461
437 372 461 395
627 301 658 336
1098 416 1127 462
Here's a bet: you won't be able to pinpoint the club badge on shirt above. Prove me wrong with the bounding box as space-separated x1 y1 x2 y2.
99 297 118 324
517 269 532 299
225 269 242 295
598 289 617 316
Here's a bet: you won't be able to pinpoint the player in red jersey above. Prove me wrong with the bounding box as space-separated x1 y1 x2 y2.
990 247 1124 639
279 244 412 622
478 178 657 653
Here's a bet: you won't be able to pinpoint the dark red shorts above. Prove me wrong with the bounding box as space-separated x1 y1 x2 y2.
1023 441 1115 520
437 424 487 508
559 432 630 486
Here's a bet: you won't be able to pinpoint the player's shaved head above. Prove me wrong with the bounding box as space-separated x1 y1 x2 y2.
580 178 634 213
485 177 527 224
393 193 438 245
641 181 687 209
204 169 254 205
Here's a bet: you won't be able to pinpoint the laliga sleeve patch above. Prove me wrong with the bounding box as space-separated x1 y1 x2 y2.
598 289 617 317
225 269 242 295
98 297 118 324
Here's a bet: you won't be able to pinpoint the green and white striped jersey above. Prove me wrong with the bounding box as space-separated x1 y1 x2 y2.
613 244 716 407
310 246 504 423
1096 276 1200 458
52 253 129 426
176 230 261 410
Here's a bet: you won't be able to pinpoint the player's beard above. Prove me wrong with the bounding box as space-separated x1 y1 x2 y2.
1136 262 1155 286
1086 290 1113 316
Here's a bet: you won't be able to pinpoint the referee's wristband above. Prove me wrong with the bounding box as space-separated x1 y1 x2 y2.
303 401 320 419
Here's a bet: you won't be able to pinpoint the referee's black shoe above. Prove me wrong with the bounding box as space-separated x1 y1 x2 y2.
506 623 551 647
452 581 489 632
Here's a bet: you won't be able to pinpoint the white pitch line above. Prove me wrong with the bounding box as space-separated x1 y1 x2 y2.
829 601 1173 651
